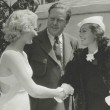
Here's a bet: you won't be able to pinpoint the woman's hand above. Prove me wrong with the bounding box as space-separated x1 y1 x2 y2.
61 83 74 97
54 87 66 103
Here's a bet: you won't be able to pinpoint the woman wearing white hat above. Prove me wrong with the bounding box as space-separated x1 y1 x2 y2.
61 16 110 110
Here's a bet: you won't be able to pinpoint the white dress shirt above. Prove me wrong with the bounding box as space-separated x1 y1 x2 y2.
47 29 63 58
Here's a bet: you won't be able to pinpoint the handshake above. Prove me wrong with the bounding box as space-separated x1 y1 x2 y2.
54 83 74 103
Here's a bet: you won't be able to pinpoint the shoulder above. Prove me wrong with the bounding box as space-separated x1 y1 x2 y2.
100 46 110 69
66 48 85 67
2 50 18 58
105 46 110 52
1 50 24 61
63 32 79 49
97 46 110 63
38 28 47 36
103 46 110 58
32 28 47 43
99 46 110 55
0 50 21 66
63 32 78 41
24 29 47 55
25 29 47 48
35 28 47 41
74 48 84 55
73 48 87 58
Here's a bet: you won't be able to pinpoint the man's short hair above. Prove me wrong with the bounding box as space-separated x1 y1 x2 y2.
48 2 72 23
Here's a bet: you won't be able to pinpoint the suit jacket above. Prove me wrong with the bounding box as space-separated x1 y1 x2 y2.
24 28 78 110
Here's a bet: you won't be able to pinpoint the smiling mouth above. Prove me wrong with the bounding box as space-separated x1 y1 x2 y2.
52 27 58 29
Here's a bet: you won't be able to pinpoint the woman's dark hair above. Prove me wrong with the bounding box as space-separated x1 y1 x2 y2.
89 23 109 48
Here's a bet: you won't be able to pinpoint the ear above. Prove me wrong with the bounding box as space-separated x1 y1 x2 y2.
66 20 69 24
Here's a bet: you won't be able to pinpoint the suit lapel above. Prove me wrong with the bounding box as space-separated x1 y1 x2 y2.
38 29 61 67
63 34 73 67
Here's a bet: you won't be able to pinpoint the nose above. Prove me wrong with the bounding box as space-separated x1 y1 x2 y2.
35 32 38 36
34 30 38 36
53 19 57 25
79 33 82 38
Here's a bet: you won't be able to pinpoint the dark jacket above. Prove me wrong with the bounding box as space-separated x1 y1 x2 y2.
24 28 78 110
62 46 110 110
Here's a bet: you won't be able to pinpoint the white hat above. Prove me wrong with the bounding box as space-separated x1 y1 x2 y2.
78 16 105 31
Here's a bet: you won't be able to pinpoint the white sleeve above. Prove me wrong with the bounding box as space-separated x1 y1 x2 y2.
1 50 58 98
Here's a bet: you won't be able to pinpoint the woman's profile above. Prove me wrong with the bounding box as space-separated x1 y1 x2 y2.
62 16 110 110
0 9 66 110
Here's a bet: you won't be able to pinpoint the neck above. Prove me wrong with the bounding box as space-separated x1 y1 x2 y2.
9 39 25 53
47 29 62 38
88 41 98 54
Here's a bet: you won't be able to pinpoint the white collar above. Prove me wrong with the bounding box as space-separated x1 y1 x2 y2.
86 49 98 62
47 29 63 46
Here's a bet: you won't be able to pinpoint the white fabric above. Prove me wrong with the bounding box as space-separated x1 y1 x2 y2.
78 16 105 31
86 49 98 62
105 95 110 106
0 50 33 110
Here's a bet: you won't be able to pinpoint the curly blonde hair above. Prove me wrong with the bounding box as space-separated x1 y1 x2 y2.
3 9 38 43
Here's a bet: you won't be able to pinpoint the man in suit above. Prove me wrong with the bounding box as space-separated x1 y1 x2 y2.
24 2 78 110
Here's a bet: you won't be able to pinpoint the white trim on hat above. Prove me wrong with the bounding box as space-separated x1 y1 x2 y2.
78 16 105 31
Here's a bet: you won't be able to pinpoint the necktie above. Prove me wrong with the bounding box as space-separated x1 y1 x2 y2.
53 36 61 61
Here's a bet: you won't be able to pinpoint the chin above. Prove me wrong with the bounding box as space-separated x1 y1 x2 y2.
26 41 33 44
81 42 88 47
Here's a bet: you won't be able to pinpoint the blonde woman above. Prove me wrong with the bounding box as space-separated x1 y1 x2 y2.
0 10 66 110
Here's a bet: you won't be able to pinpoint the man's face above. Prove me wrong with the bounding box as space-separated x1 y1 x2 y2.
47 8 68 36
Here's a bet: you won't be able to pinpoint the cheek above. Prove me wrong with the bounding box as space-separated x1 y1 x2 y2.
88 34 95 42
57 23 66 32
47 20 52 27
26 34 33 42
59 22 66 27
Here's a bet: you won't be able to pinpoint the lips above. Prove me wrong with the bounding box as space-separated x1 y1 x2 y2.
51 26 58 29
52 28 58 30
